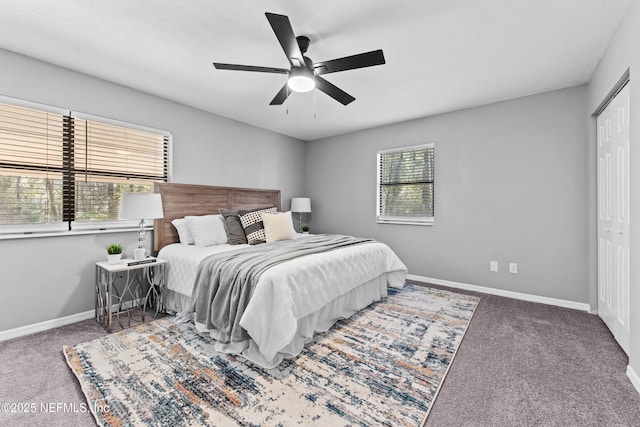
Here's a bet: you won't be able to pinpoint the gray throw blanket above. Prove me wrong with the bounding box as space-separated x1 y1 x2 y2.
192 234 373 343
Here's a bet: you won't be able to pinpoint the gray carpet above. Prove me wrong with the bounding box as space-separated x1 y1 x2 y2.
0 281 638 427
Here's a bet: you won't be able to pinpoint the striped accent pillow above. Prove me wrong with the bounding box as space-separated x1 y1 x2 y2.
239 206 277 245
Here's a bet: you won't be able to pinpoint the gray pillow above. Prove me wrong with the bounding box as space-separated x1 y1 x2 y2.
219 209 247 245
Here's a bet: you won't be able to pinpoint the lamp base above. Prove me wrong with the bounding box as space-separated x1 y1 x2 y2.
136 219 147 258
133 248 146 260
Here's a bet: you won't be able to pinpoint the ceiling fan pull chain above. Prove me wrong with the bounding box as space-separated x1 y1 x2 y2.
314 87 317 120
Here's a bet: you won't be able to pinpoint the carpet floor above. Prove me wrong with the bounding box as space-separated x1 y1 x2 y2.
0 280 639 426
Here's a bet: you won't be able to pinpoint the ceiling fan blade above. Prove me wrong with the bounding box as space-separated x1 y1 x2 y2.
213 63 289 74
314 76 355 105
314 49 385 75
265 12 305 67
270 84 290 105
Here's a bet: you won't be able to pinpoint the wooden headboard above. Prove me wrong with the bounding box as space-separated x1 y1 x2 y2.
153 182 281 251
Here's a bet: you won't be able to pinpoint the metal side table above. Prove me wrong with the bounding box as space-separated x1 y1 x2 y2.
95 258 167 332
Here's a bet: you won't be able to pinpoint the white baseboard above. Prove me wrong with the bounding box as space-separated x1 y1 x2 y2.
628 365 640 395
0 298 146 342
0 309 95 342
407 274 591 312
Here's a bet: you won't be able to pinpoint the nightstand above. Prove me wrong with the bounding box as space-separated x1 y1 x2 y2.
95 258 167 332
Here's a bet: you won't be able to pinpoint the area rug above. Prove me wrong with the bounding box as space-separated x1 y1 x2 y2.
64 284 479 426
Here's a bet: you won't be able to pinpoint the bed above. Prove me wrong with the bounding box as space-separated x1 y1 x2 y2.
153 183 407 368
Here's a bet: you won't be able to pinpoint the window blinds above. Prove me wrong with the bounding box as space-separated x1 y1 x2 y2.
0 103 66 230
71 118 169 226
377 144 434 224
0 99 170 233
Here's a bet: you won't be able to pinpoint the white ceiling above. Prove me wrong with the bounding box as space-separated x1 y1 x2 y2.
0 0 632 141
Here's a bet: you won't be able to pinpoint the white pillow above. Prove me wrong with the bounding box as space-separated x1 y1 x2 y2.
185 214 228 246
262 211 296 243
171 218 194 245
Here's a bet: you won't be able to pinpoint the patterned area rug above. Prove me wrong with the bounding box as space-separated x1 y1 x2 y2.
64 285 479 426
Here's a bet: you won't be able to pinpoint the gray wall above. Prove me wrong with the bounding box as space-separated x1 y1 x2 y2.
587 1 640 381
0 48 306 331
306 85 589 304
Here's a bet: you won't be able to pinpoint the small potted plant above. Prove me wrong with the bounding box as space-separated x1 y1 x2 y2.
106 243 123 264
301 225 310 234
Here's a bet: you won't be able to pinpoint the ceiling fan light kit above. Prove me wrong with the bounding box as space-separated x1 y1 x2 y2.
287 67 315 93
212 12 385 106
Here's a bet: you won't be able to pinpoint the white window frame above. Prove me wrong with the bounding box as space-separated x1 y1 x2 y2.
68 112 172 231
376 143 435 226
0 95 172 237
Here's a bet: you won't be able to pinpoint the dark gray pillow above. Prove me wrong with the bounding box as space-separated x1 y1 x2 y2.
219 209 247 245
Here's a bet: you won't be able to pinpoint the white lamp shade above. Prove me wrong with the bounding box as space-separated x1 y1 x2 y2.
119 193 164 220
291 197 311 213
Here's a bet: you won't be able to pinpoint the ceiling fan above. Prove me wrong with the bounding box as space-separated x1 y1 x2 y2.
213 12 385 106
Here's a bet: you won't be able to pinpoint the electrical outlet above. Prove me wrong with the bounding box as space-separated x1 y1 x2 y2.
490 261 499 272
509 263 518 274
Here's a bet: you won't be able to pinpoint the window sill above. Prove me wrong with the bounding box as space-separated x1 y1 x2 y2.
377 218 434 226
0 226 149 241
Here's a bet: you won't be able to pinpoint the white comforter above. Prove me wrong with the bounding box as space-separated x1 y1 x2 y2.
158 235 407 366
158 242 247 297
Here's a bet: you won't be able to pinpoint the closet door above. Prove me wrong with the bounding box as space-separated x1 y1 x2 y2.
597 82 630 354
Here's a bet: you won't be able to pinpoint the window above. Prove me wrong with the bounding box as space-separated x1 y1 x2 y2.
0 98 170 234
0 102 65 231
377 143 434 225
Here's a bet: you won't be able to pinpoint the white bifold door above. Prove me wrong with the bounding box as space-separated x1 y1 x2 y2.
597 82 630 354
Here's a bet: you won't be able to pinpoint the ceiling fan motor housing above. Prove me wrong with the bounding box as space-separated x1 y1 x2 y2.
296 36 310 53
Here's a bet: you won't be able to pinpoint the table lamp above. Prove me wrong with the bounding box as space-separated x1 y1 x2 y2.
119 193 164 259
291 197 311 233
